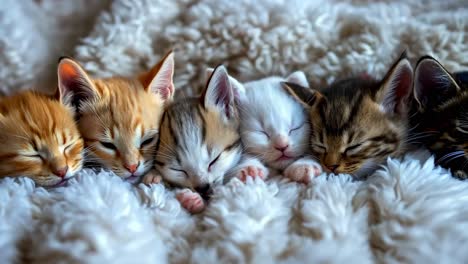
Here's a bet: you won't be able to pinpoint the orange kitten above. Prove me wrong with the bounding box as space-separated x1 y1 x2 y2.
57 51 175 183
0 90 84 187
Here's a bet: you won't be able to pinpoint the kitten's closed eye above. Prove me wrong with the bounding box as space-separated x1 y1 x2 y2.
312 143 327 153
258 130 270 138
289 123 304 135
24 153 41 159
344 143 363 155
170 167 188 177
140 137 155 148
100 141 117 150
208 153 221 171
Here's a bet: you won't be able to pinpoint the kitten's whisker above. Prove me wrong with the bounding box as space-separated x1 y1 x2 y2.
438 151 465 164
444 154 465 165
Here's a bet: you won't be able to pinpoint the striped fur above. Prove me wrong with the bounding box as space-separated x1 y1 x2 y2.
57 52 175 182
285 54 413 178
411 56 468 178
0 91 83 186
155 66 242 194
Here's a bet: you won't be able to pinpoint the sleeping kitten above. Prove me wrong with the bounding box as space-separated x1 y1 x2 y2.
284 53 413 178
147 65 245 213
410 56 468 179
57 51 175 183
216 71 322 183
0 90 83 187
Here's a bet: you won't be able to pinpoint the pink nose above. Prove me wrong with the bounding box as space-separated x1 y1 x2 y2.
273 136 289 152
53 166 68 178
274 144 289 152
125 163 138 174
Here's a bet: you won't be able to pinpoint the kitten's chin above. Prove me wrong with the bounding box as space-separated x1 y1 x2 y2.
349 160 380 179
124 175 141 184
266 158 295 170
36 176 67 188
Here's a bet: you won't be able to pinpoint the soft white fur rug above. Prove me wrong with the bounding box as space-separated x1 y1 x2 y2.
1 0 468 263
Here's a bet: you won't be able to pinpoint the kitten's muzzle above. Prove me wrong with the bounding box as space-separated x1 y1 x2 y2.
53 166 69 178
325 164 339 173
195 184 212 200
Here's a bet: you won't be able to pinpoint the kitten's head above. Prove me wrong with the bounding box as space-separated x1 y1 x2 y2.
0 91 84 187
413 56 468 160
234 72 311 169
156 66 242 197
57 51 175 182
284 54 413 178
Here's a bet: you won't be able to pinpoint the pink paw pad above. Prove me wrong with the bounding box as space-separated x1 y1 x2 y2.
285 164 321 184
239 165 265 182
176 191 205 214
142 173 162 185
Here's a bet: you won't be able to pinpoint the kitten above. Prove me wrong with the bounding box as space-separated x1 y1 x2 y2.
57 51 175 183
0 90 83 187
217 71 322 183
147 65 244 213
284 53 413 178
410 55 468 179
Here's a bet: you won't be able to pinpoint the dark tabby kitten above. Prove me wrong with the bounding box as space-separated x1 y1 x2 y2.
283 53 413 178
411 55 468 179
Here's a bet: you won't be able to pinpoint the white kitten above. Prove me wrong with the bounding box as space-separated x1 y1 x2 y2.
215 70 323 183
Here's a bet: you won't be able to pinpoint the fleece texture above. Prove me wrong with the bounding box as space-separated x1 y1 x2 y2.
0 0 468 263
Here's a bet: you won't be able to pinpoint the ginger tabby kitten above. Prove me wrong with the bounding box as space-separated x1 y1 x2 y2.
284 53 413 178
57 51 175 183
0 90 84 187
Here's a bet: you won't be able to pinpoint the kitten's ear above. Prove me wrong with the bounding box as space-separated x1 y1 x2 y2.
286 71 309 88
281 82 321 108
414 56 461 110
140 50 175 101
57 57 99 108
376 53 413 115
202 65 236 118
205 67 246 102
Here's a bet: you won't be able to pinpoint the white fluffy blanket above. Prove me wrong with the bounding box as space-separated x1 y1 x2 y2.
1 0 468 263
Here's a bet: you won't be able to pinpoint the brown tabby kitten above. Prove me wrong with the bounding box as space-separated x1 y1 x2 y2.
0 90 83 187
284 53 413 178
411 55 468 179
57 51 175 183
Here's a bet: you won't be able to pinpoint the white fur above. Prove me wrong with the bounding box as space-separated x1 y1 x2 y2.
2 152 468 262
238 73 312 170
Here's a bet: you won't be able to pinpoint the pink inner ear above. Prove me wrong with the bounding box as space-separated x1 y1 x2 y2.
217 82 232 118
395 71 412 99
158 84 174 100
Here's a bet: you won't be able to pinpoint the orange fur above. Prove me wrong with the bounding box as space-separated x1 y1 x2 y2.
57 51 175 181
0 91 83 186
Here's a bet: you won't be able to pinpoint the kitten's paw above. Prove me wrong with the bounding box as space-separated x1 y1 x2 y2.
237 164 268 182
176 189 205 214
454 170 468 180
142 171 162 185
284 160 322 184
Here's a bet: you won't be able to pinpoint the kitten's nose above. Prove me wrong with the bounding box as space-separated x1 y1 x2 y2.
195 184 211 196
125 163 139 174
53 166 68 178
274 144 289 152
273 135 289 152
326 164 339 173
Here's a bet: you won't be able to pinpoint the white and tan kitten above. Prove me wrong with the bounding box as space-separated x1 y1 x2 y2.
146 66 249 213
209 69 322 183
